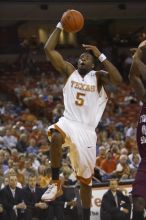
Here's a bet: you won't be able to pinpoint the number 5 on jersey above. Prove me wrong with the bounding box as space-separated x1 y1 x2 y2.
75 92 85 106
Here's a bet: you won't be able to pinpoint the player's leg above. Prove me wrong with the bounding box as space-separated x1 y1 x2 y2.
80 182 92 220
132 196 145 220
50 129 64 175
50 129 64 192
42 129 64 201
63 124 95 219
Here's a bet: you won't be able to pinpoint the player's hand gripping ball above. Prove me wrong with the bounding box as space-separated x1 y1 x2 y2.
61 9 84 33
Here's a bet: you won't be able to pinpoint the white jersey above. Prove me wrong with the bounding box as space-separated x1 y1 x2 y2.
63 69 108 129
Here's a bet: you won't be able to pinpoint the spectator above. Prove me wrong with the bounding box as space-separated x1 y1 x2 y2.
23 159 36 184
42 181 77 220
61 163 77 186
46 195 66 220
28 153 40 170
120 148 129 156
1 176 9 189
96 146 106 167
114 155 130 180
125 123 137 138
0 150 9 173
0 189 5 220
100 150 117 180
128 145 141 164
23 174 49 220
100 179 131 220
37 165 51 188
129 154 140 179
3 129 18 149
3 168 22 188
0 173 26 220
110 142 121 161
16 134 28 153
26 139 38 155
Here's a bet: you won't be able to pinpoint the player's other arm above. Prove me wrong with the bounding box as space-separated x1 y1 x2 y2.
82 44 122 85
129 41 146 101
129 57 145 101
44 23 75 75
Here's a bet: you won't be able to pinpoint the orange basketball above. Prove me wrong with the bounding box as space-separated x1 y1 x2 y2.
61 9 84 33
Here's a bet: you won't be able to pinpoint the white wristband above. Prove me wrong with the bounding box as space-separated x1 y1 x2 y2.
98 53 107 62
56 22 63 30
64 202 67 208
13 205 17 210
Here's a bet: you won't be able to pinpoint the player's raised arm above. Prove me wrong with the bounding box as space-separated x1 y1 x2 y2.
129 41 146 101
129 58 145 101
82 44 122 85
44 20 75 76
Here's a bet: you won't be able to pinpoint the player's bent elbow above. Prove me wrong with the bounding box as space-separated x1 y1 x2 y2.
111 68 123 84
114 74 123 85
44 45 50 53
117 75 123 83
44 46 53 60
44 42 53 54
128 74 137 85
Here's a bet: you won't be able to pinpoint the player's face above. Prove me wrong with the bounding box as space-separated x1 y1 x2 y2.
78 53 95 73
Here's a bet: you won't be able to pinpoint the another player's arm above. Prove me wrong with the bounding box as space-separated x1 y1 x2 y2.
129 56 146 101
129 42 146 101
82 44 122 85
44 25 75 76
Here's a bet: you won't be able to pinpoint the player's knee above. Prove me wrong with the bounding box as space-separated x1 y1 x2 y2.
51 130 64 145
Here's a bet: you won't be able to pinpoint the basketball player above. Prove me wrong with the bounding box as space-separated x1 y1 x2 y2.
129 40 146 220
41 12 122 220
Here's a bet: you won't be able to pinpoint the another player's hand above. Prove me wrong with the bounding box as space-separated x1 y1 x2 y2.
133 40 146 61
130 48 137 57
138 40 146 50
0 205 3 213
138 40 146 61
82 44 101 58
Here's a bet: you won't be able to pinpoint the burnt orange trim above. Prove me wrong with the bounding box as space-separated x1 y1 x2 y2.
77 175 92 185
48 130 51 136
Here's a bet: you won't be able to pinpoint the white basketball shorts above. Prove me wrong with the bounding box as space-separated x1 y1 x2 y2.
48 116 97 185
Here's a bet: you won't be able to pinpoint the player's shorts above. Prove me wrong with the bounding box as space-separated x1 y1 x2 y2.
48 116 97 185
